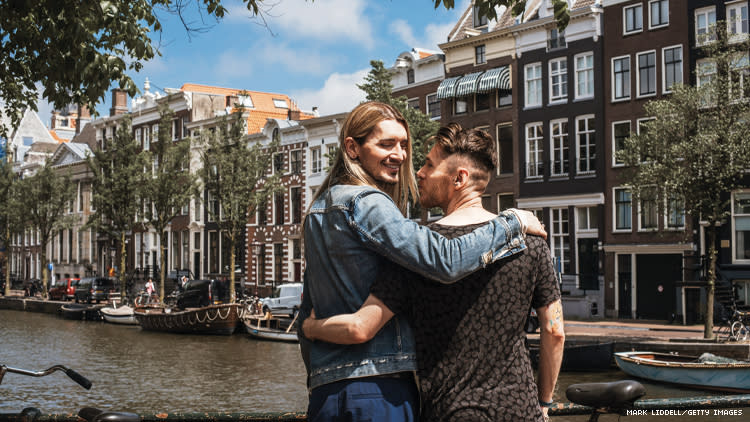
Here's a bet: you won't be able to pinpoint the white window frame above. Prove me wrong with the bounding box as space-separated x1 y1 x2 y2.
611 55 631 102
613 187 633 233
575 115 596 176
576 206 599 233
637 186 659 232
574 52 594 100
727 1 749 43
525 122 544 179
549 57 568 103
636 50 657 98
550 207 570 274
664 192 686 231
525 62 543 108
143 126 150 150
426 93 441 120
623 3 644 35
662 44 683 94
612 120 631 168
648 0 669 30
550 119 569 177
310 147 322 174
732 190 750 263
695 6 717 46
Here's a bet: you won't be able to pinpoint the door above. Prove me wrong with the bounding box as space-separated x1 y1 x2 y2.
618 254 632 318
577 238 599 290
194 252 200 279
636 254 681 320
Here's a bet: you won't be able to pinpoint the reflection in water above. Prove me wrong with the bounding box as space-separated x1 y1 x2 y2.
1 310 307 413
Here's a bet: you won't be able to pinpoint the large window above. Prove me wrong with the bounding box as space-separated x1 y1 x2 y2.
273 243 284 286
695 7 717 45
612 56 631 101
551 208 571 274
576 115 595 175
649 0 669 29
727 2 749 41
730 53 750 100
473 5 488 28
475 45 486 64
525 63 543 107
612 121 631 167
273 152 284 174
638 187 658 231
291 187 302 224
733 191 750 261
624 4 643 34
666 193 685 229
577 206 598 231
427 93 440 119
311 147 321 174
548 28 566 50
663 45 683 93
274 192 284 225
615 187 632 231
550 119 569 177
290 149 302 174
575 52 594 99
496 124 513 175
549 57 568 103
637 51 657 97
526 123 544 178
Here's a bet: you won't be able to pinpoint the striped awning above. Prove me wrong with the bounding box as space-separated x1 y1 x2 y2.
455 72 483 97
477 66 511 93
436 76 461 99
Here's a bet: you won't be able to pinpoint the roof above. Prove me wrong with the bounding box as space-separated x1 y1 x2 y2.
28 142 58 154
49 130 70 143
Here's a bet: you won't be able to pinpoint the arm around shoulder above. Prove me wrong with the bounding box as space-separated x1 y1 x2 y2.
302 295 395 345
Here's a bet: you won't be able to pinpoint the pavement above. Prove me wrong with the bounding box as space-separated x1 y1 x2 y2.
560 319 719 341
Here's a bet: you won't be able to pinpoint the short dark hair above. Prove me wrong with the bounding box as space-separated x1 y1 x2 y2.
429 123 497 174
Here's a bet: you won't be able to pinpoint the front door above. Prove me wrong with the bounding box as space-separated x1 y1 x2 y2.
577 238 599 290
636 254 681 320
194 252 201 279
618 254 632 318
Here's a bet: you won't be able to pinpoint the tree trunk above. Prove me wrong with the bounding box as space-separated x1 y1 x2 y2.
119 231 127 303
229 234 235 303
159 230 167 303
40 247 48 300
704 227 717 339
4 224 10 296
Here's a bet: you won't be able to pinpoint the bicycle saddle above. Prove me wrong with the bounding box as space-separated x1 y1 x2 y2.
566 380 645 409
78 407 140 422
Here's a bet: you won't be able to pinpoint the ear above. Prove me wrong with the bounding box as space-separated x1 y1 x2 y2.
454 167 470 189
343 137 359 160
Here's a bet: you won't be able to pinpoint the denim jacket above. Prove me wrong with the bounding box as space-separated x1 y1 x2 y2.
299 184 525 390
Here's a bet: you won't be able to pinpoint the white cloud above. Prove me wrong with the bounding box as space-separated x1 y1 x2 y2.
389 0 471 50
290 68 369 116
270 0 374 49
214 42 338 80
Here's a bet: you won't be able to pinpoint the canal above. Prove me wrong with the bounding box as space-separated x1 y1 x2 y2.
0 310 739 420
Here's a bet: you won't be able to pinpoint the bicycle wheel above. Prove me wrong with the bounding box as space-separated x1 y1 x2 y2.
731 320 748 341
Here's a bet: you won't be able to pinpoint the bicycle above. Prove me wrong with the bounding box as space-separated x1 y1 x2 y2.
730 308 750 341
565 380 646 422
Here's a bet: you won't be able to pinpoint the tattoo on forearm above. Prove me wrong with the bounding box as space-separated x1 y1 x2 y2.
548 301 563 328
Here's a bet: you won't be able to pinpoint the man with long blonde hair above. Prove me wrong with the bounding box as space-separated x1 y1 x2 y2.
299 102 544 422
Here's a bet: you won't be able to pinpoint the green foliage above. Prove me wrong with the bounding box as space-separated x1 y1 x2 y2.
198 112 282 301
0 160 23 296
435 0 569 30
86 115 149 295
16 164 77 296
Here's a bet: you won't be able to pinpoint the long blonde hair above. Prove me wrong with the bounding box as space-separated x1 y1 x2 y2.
310 102 418 214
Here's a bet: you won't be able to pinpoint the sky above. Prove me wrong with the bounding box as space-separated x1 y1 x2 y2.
37 0 472 125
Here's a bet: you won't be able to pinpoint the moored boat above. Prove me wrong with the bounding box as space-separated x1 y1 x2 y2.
614 351 750 393
60 303 102 321
134 303 243 335
243 316 298 342
100 303 137 325
529 341 614 371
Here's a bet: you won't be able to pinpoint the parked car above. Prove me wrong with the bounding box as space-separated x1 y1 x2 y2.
260 283 303 317
176 279 226 309
74 277 117 304
49 277 79 301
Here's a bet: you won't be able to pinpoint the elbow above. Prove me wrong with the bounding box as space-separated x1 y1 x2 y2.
348 318 376 344
541 325 565 346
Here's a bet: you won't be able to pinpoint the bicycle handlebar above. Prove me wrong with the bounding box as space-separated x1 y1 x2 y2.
2 365 92 390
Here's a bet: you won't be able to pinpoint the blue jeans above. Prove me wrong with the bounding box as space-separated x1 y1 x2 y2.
308 376 419 422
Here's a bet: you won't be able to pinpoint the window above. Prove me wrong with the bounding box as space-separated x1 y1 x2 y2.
238 94 253 108
525 63 543 107
575 53 594 99
454 98 468 115
637 51 657 97
475 45 486 64
497 88 512 107
311 147 322 173
732 191 750 261
550 119 569 177
274 244 284 285
662 45 683 93
496 124 513 175
615 188 632 231
135 128 142 145
290 150 302 174
666 193 685 229
475 92 491 111
612 121 631 167
551 208 571 274
649 0 669 29
612 56 631 101
273 152 284 174
427 93 440 119
577 206 598 231
730 53 750 100
624 4 643 34
291 187 302 224
498 194 514 212
273 99 288 108
151 124 158 142
695 7 717 45
274 192 284 225
638 186 658 230
326 144 338 167
549 58 568 102
576 115 596 175
407 98 420 110
172 119 180 140
526 123 544 178
697 59 717 105
407 69 415 84
548 28 566 50
727 2 749 41
473 5 488 28
77 182 83 212
258 198 267 226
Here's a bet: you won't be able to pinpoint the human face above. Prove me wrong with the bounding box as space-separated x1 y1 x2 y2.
348 119 408 186
416 145 454 210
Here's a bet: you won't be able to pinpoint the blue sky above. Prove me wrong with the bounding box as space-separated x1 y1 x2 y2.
38 0 471 124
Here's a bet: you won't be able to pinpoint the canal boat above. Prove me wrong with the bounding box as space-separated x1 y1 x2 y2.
243 315 298 342
99 303 137 325
60 303 102 321
614 351 750 393
134 303 243 335
530 341 614 371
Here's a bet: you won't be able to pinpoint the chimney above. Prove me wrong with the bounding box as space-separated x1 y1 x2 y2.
110 89 128 116
312 106 319 117
287 100 301 121
76 104 92 134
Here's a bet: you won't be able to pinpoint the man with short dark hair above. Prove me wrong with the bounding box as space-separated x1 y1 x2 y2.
304 123 565 422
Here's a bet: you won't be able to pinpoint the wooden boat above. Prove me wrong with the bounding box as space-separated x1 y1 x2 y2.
60 303 102 321
243 315 298 342
134 303 243 335
100 303 137 325
529 341 614 371
614 351 750 393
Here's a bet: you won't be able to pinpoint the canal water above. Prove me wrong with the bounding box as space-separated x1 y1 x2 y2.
0 310 742 420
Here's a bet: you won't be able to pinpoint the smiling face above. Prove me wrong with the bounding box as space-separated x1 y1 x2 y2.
346 119 408 186
416 144 455 210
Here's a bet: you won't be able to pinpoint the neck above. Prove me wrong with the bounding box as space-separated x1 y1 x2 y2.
444 191 483 215
435 191 496 226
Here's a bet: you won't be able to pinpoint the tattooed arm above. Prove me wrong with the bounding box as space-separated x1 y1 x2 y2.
536 299 565 417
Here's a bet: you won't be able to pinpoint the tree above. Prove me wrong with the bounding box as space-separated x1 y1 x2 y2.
619 24 750 338
86 116 150 299
16 164 76 298
142 105 200 302
0 0 569 138
0 159 24 296
198 112 281 302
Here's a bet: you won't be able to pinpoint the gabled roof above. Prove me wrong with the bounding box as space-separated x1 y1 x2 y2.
49 141 93 168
